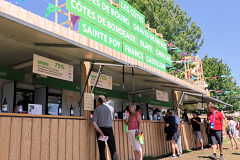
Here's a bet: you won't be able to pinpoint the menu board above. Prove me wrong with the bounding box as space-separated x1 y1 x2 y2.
90 72 112 90
33 54 73 82
156 90 169 102
84 93 94 111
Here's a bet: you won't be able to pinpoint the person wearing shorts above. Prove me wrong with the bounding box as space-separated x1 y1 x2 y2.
207 104 225 160
165 109 180 158
191 111 203 150
173 110 182 156
227 117 238 150
126 104 143 160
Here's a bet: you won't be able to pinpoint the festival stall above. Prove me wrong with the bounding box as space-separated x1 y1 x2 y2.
0 0 221 159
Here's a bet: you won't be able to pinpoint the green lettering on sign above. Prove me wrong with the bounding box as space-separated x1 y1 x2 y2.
155 47 172 65
132 20 168 53
66 0 137 46
154 35 168 53
145 53 166 72
82 0 131 30
38 60 49 66
132 20 154 42
79 18 122 52
138 36 154 55
0 69 25 82
119 0 145 26
123 42 144 62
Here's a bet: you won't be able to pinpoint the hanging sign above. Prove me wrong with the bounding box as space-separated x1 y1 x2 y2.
155 47 172 65
154 35 168 53
145 53 166 72
67 0 137 46
119 0 145 26
84 93 94 111
90 72 112 90
123 42 145 62
79 19 123 52
81 0 131 29
132 20 154 43
138 36 154 55
132 20 168 53
156 90 169 102
33 54 73 82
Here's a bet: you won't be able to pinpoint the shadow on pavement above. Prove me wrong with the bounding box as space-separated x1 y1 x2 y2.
232 153 240 155
198 156 211 159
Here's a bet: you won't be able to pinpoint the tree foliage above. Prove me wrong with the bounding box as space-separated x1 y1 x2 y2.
202 55 240 112
125 0 204 58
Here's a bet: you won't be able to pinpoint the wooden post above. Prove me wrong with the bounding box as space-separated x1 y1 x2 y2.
82 61 91 118
82 61 92 159
172 91 181 116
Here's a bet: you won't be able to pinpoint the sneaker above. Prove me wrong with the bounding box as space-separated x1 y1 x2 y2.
220 155 224 160
177 153 182 157
171 155 177 159
209 154 217 160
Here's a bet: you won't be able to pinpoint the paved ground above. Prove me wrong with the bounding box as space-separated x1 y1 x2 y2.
160 139 240 160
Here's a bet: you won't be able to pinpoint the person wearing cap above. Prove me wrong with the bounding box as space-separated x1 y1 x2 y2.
207 104 225 160
191 111 204 150
92 95 119 160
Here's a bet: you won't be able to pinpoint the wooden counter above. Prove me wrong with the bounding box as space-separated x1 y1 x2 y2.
0 114 208 160
0 113 87 120
0 113 89 160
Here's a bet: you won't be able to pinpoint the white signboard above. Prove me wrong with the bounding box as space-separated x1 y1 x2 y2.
90 72 112 90
28 104 42 115
156 90 169 102
84 93 94 111
33 54 73 81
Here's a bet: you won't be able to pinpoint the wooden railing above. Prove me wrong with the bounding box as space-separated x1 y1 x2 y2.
0 114 208 160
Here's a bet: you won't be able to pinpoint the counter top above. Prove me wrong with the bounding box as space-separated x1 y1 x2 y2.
0 113 87 120
114 119 164 123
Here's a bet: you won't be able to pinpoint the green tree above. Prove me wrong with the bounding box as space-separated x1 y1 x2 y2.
125 0 204 57
202 55 240 113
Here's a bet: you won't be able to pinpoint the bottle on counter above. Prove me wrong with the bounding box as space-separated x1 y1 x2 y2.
70 104 74 116
123 113 126 119
114 111 118 119
18 101 23 114
2 98 8 113
58 100 62 116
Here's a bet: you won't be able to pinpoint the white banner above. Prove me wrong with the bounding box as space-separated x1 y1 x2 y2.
90 72 112 90
84 93 94 111
156 90 169 102
33 54 73 81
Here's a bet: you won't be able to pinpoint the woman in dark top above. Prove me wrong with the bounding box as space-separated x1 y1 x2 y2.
165 110 180 158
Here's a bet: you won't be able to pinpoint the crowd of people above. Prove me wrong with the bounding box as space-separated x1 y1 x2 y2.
92 95 240 160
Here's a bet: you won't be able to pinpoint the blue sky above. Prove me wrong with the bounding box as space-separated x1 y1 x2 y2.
175 0 240 85
5 0 240 85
